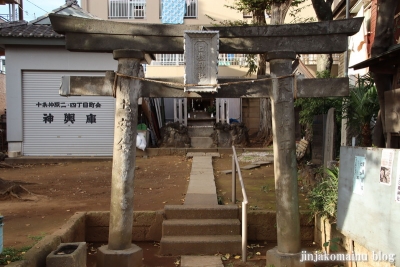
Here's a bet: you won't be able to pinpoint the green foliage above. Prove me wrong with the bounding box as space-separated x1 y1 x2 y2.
261 184 269 193
0 233 45 264
287 3 316 23
342 73 379 146
28 234 45 243
323 237 341 252
207 0 308 76
315 70 331 78
206 105 216 114
244 54 258 76
308 166 339 220
0 247 31 264
227 0 306 13
205 14 250 26
295 97 343 125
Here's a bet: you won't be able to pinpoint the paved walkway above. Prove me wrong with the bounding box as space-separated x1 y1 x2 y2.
182 153 225 267
184 152 220 205
181 255 224 267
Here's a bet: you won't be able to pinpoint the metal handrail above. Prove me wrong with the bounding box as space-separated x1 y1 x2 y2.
231 146 248 262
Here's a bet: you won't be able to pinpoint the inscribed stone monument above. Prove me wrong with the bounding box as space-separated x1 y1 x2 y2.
184 31 219 92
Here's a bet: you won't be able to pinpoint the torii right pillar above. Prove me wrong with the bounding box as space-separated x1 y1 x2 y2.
266 51 312 267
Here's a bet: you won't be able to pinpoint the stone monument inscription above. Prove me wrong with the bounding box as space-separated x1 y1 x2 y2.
184 31 219 93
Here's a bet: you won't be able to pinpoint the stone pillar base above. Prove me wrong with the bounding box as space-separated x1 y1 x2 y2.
267 247 313 267
97 244 143 267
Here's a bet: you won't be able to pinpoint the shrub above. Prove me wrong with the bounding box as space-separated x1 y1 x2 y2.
308 166 339 221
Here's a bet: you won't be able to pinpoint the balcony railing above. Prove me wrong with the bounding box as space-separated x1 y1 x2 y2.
109 0 146 19
151 54 185 66
218 54 247 66
150 53 340 69
150 54 248 66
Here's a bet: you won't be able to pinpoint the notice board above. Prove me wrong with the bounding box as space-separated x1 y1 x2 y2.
337 146 400 266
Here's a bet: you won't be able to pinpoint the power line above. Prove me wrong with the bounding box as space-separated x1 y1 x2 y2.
24 0 49 14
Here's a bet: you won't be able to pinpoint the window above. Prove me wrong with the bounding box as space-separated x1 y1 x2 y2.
159 0 198 19
109 0 146 19
185 0 197 18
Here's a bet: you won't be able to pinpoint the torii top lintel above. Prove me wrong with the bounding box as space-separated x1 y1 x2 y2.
49 14 362 55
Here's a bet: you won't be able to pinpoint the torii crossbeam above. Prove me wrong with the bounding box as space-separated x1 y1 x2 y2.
50 13 362 267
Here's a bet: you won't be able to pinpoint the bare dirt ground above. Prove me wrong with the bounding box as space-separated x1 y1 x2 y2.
0 153 309 266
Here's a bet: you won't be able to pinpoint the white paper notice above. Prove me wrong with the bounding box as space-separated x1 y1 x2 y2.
353 156 366 195
379 149 394 185
396 152 400 203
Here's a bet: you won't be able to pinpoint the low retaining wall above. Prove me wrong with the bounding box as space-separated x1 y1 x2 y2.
314 215 395 267
247 210 314 242
7 212 86 267
8 209 313 267
5 148 274 164
85 211 164 243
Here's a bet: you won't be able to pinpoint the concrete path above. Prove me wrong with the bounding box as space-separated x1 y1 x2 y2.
184 153 220 205
181 255 224 267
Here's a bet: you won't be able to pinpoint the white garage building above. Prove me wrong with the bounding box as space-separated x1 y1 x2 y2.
0 3 117 156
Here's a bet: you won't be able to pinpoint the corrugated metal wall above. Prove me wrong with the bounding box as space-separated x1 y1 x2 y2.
22 71 115 156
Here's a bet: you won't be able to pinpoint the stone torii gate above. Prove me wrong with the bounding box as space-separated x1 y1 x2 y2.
50 14 362 267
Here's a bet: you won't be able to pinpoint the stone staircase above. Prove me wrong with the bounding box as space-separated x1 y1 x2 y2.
159 154 242 256
160 205 241 255
187 111 215 148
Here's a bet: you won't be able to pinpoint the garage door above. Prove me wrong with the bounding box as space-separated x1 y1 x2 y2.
22 71 115 156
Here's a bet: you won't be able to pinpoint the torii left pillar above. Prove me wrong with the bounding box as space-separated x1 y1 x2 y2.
97 49 146 267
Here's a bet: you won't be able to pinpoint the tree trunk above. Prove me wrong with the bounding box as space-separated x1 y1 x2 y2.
361 122 372 147
258 98 273 146
256 1 292 146
371 0 399 147
372 111 385 147
270 1 292 25
254 8 270 145
316 54 333 73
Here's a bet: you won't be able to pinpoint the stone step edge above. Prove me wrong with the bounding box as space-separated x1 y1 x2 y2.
160 235 242 242
163 218 240 226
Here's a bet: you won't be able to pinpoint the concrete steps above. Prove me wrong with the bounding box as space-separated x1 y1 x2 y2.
188 126 214 137
160 235 242 255
190 137 214 148
163 219 240 236
160 205 241 256
188 126 214 148
160 155 241 256
164 205 238 219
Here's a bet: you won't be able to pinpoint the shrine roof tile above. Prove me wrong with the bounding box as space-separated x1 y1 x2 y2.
0 2 97 40
0 23 63 38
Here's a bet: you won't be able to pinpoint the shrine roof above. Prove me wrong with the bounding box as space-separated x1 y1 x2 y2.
0 2 97 40
0 22 62 38
351 44 400 72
